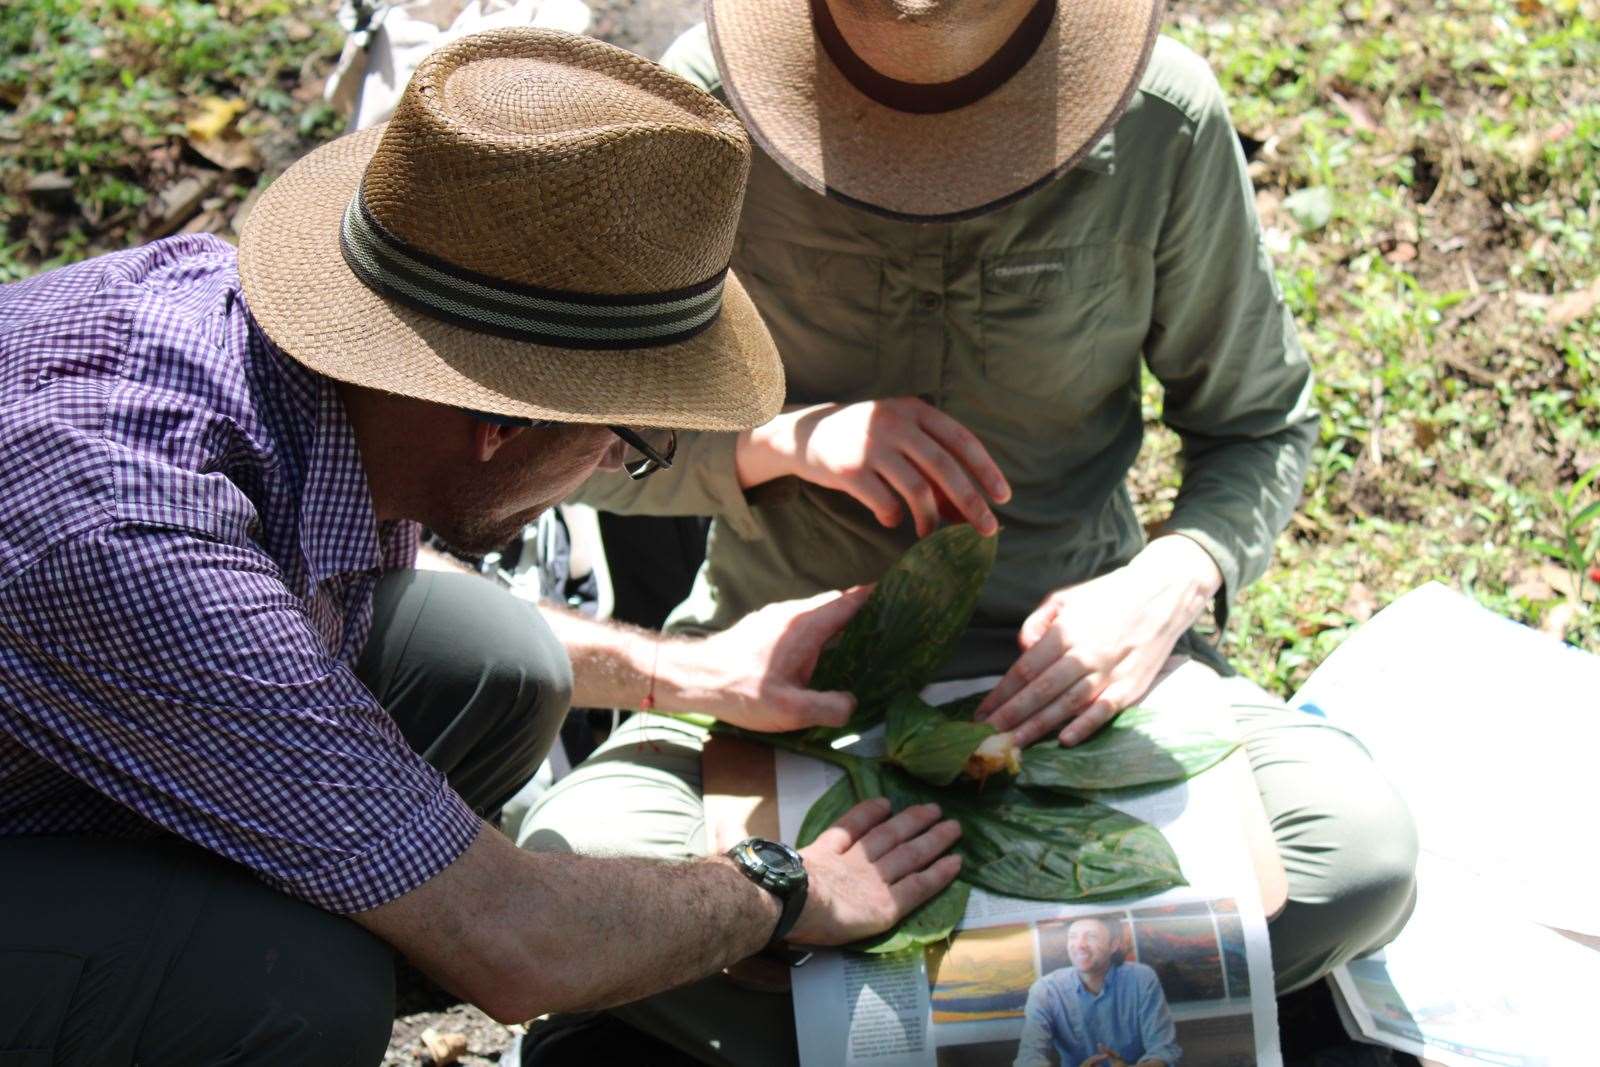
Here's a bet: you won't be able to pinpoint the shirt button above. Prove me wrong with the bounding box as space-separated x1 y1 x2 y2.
918 291 943 311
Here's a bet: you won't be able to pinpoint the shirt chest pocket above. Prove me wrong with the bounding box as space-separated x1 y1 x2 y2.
978 245 1127 406
731 235 884 403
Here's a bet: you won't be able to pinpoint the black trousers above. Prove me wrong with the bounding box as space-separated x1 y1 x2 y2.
0 571 571 1066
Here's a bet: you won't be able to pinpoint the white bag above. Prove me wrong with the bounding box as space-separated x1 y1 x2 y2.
325 0 592 131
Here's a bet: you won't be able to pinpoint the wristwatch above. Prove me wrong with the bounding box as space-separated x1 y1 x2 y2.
726 837 809 944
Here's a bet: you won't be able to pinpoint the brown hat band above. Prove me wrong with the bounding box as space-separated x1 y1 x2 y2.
338 191 729 350
808 0 1056 115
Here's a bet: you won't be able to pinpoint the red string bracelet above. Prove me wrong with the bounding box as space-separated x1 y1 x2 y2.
639 634 659 711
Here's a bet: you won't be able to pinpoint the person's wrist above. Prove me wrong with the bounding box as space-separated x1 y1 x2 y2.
713 853 785 956
648 633 750 722
645 634 708 713
734 415 799 490
1134 535 1222 599
1129 535 1220 635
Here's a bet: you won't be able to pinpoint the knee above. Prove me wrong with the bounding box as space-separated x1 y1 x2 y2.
261 937 395 1066
1343 789 1419 944
483 599 574 739
1272 784 1419 992
438 579 572 759
139 867 396 1067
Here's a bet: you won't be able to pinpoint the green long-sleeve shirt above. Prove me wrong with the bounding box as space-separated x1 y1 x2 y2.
576 26 1317 678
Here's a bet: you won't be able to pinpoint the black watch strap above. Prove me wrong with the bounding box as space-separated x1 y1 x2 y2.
772 875 807 943
726 837 809 944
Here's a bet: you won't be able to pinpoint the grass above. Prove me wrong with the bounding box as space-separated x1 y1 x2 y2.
1140 0 1600 693
0 0 342 280
3 0 1597 698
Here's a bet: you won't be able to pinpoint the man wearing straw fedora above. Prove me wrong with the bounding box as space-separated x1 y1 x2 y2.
524 0 1419 1059
0 29 967 1065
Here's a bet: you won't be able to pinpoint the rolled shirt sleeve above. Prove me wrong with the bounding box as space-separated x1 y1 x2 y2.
571 427 767 540
0 524 482 914
1142 50 1318 621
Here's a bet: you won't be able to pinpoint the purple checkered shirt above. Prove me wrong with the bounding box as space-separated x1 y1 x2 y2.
0 235 482 913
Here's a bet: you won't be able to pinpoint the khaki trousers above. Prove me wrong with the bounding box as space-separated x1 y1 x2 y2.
513 660 1417 1067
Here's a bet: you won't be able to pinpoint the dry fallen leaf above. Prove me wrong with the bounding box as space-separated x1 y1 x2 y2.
419 1026 468 1067
1541 600 1577 640
1340 582 1379 623
185 97 246 142
1385 241 1418 264
1547 278 1600 328
1506 566 1557 602
185 97 261 172
1328 89 1379 133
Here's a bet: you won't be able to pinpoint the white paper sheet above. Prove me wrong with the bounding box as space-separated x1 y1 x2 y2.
778 676 1282 1067
1290 582 1600 936
1295 583 1600 1064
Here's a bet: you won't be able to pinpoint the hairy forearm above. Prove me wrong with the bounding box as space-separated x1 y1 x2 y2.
360 826 779 1022
536 603 732 715
539 603 657 709
502 850 779 1013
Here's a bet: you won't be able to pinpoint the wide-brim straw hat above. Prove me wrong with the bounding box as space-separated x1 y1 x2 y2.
707 0 1165 221
240 29 783 432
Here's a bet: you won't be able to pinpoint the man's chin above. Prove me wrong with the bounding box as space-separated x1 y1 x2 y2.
433 509 547 558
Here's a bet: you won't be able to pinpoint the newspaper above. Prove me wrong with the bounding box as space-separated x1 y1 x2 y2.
779 678 1282 1067
1289 583 1600 1065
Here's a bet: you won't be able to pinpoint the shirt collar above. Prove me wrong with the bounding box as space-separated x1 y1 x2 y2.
301 379 383 584
1071 960 1123 998
250 320 383 585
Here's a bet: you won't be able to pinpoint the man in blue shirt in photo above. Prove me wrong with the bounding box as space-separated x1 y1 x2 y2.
1015 916 1182 1067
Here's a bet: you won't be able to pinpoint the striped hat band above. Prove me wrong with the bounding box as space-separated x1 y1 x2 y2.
339 191 727 350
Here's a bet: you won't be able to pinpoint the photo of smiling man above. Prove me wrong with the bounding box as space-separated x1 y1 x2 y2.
1014 915 1182 1067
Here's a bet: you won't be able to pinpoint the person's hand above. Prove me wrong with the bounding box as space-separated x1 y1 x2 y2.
736 399 1011 538
788 797 963 946
659 586 873 732
1080 1047 1128 1067
976 537 1221 747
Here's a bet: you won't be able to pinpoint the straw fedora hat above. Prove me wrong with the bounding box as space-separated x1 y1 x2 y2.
239 29 783 432
707 0 1165 221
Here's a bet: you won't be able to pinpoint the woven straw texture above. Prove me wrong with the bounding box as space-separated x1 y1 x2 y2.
708 0 1165 221
239 28 784 431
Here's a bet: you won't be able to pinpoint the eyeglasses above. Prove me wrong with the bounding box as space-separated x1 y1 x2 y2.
467 410 676 480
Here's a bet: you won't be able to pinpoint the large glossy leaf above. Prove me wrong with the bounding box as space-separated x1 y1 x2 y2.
885 693 996 786
799 758 1184 910
794 768 972 953
808 525 997 735
878 768 1185 903
854 879 972 954
796 772 861 850
1018 704 1240 793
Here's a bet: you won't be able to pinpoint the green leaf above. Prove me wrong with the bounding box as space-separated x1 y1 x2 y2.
1570 462 1600 504
794 767 972 953
878 768 1185 903
853 879 972 954
1018 705 1240 793
796 771 860 849
1284 185 1334 231
808 525 998 736
885 693 996 786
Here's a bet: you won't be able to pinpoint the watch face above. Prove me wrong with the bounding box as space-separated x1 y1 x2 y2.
752 840 804 879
